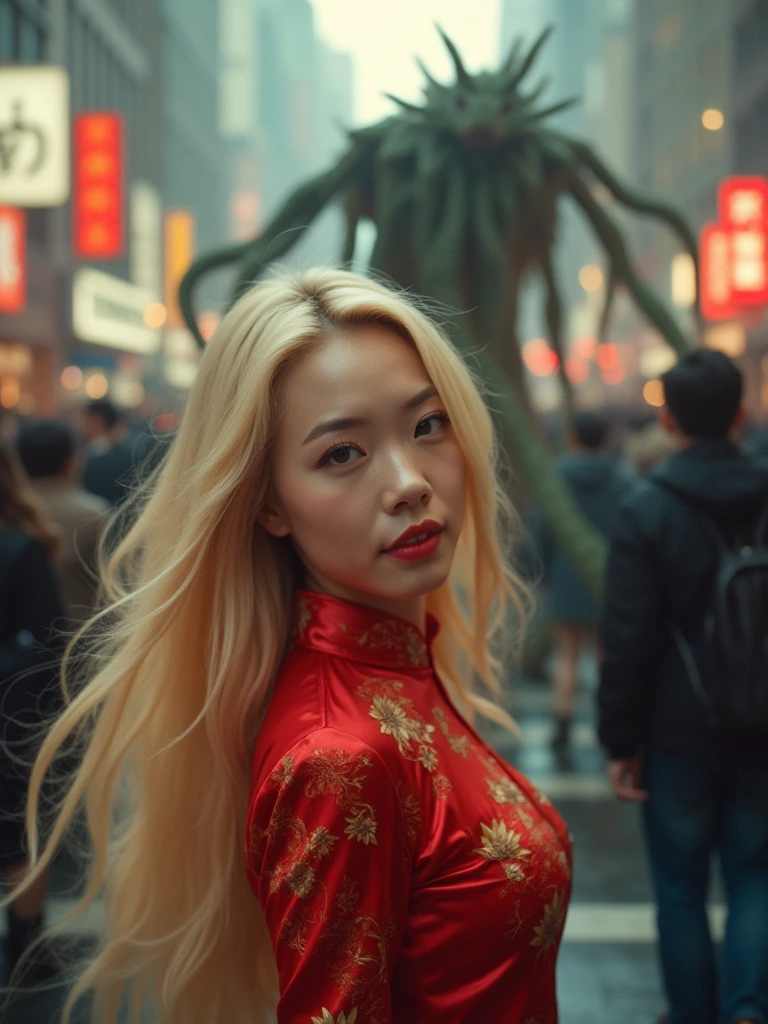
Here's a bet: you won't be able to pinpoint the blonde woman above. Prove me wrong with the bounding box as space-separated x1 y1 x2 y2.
2 270 572 1023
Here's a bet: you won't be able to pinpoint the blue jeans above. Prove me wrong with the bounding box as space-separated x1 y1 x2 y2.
642 749 768 1024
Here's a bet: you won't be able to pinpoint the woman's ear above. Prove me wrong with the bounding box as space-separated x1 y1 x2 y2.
257 504 291 538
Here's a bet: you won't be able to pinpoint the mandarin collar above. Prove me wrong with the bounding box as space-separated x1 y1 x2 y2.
292 588 440 670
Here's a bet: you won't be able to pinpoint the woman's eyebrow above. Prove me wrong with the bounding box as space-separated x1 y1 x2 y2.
301 384 439 445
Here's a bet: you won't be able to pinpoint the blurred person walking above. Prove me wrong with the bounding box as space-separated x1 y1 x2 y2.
17 421 110 628
0 441 64 986
599 349 768 1024
623 420 679 475
80 399 137 507
531 411 634 749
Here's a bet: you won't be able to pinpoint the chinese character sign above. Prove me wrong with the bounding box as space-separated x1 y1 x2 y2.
0 206 26 313
73 113 124 259
0 66 70 207
700 176 768 319
700 224 739 322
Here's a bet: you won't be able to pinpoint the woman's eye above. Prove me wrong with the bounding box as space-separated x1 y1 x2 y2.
320 443 364 467
415 412 450 438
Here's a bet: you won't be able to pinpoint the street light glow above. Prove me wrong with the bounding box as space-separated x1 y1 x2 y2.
702 108 724 131
579 265 604 292
143 302 168 329
85 372 109 399
643 380 665 408
60 366 83 390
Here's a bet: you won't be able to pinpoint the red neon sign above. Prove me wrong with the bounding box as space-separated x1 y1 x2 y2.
699 223 740 322
0 206 26 313
73 113 124 259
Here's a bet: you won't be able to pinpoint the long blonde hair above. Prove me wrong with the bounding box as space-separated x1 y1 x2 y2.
1 268 529 1023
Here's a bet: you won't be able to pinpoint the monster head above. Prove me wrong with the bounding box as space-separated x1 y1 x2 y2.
385 26 577 157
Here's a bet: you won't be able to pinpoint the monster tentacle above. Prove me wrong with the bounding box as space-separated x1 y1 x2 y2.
571 140 699 289
179 124 384 347
502 35 524 74
598 263 618 345
541 251 575 428
342 208 359 266
569 175 691 354
470 171 512 343
509 26 554 88
415 168 607 600
436 25 471 87
370 161 418 282
519 98 580 126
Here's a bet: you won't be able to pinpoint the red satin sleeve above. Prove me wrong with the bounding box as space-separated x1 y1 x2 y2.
246 728 410 1024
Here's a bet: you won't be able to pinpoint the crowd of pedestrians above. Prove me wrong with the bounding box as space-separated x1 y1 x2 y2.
534 349 768 1024
0 401 161 986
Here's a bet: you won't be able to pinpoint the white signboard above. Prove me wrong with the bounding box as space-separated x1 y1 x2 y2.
0 66 70 206
130 181 162 292
73 268 161 355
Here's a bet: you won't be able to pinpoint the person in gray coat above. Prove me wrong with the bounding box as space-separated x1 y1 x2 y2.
530 411 636 749
17 421 110 629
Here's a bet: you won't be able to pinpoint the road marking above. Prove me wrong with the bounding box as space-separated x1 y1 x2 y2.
564 902 726 943
527 773 612 800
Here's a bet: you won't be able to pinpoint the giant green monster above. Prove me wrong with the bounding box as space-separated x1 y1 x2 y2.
180 27 696 599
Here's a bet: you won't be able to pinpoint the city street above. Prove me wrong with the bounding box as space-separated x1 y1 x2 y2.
1 665 705 1023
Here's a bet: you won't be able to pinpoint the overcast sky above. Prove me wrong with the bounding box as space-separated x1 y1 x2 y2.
312 0 504 126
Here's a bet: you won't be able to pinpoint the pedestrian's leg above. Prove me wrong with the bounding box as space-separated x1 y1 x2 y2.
642 749 719 1024
552 623 582 747
718 754 768 1024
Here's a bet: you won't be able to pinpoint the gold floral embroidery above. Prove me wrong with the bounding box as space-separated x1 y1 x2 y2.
311 1009 358 1024
294 595 318 642
432 706 470 757
301 749 373 806
344 805 378 845
357 678 437 772
272 754 295 787
309 826 339 857
396 783 422 855
531 890 568 952
475 819 531 893
339 619 428 668
476 819 531 862
486 774 526 806
321 875 394 1023
431 774 452 799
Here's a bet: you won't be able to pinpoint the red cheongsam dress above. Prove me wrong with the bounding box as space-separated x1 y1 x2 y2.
245 589 573 1024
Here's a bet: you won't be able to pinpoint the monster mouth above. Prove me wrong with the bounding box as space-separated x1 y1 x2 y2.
465 125 499 151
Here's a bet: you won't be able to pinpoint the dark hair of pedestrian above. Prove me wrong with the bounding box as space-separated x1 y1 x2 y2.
573 411 610 451
17 420 75 479
661 348 743 439
0 440 60 557
85 399 121 430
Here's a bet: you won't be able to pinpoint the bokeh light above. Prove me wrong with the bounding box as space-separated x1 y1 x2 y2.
85 372 109 399
61 366 83 390
643 380 665 408
702 108 724 131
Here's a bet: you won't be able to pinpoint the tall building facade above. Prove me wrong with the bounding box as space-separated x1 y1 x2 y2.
0 0 229 420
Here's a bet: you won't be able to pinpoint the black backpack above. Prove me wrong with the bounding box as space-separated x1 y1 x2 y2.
658 484 768 735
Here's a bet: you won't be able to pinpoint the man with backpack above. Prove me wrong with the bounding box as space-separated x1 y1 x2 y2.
598 348 768 1024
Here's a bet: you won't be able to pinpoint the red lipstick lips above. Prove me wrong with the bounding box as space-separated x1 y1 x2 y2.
385 520 444 562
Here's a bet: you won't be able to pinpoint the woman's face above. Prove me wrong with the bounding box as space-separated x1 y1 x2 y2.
260 325 467 620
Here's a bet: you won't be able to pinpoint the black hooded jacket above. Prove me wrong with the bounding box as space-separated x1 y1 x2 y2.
598 438 768 759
